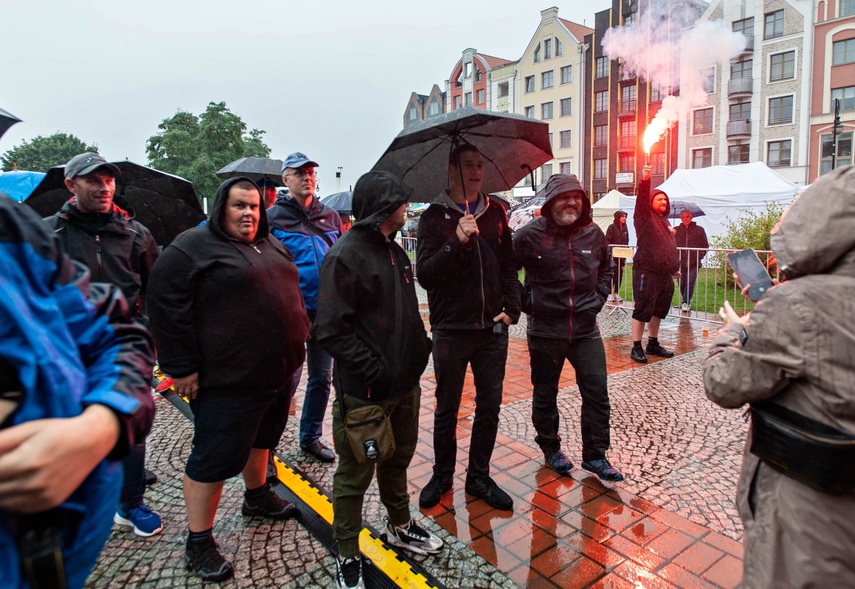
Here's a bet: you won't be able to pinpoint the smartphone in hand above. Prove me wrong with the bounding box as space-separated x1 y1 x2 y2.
726 249 774 302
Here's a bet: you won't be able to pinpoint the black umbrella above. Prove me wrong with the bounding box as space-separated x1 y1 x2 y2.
320 191 353 215
0 107 22 141
26 161 204 246
372 106 553 202
668 200 706 219
216 157 283 186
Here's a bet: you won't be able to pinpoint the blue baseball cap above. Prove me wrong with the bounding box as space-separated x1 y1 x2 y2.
281 152 319 172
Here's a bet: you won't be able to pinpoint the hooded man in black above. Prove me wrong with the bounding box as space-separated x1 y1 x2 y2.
315 171 441 589
631 165 680 363
605 209 629 301
513 174 623 482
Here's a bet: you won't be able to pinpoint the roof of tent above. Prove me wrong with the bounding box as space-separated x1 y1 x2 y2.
591 189 626 233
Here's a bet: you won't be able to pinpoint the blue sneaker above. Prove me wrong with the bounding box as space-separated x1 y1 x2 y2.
114 503 163 537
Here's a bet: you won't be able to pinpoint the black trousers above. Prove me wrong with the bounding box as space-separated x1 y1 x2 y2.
528 335 611 462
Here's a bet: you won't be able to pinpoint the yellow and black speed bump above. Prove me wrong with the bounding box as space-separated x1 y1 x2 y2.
151 373 445 588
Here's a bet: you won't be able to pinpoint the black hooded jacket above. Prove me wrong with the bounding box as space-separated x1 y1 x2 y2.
605 210 629 248
634 178 679 275
513 174 612 341
146 177 309 393
315 171 431 402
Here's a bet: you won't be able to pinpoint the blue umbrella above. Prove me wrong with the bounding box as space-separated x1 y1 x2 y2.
0 170 46 202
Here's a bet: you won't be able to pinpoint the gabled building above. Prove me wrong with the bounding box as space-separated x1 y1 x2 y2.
402 84 446 128
446 49 513 111
808 0 855 181
681 0 812 185
486 59 520 115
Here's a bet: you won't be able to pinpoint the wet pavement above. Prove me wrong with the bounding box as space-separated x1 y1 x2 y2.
86 297 747 588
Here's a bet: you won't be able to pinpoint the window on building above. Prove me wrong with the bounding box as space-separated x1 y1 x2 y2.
497 81 509 98
843 0 855 17
525 105 534 118
769 95 793 124
650 85 663 102
820 132 853 175
733 17 754 39
594 125 608 146
729 101 751 122
547 133 553 149
561 65 572 84
595 90 608 112
770 51 795 82
560 161 572 174
560 97 571 116
621 86 637 115
525 76 535 93
731 59 752 79
728 144 750 164
692 148 712 168
544 38 552 60
534 43 541 63
618 154 635 173
408 105 419 121
651 152 665 175
542 70 554 89
833 39 855 66
556 39 564 57
464 62 472 78
596 57 609 79
542 102 553 119
474 67 482 83
428 98 441 116
693 108 713 134
453 95 462 109
764 10 783 39
464 92 472 106
832 86 855 111
701 67 716 93
560 130 572 148
455 73 462 87
594 159 607 179
541 164 553 183
624 12 636 26
476 89 485 104
620 120 636 148
767 140 791 167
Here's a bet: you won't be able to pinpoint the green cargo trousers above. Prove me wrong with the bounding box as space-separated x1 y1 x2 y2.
332 384 420 557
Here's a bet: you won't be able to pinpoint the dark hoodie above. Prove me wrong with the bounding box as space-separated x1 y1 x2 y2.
605 209 629 248
315 171 431 401
513 174 612 341
44 196 159 320
634 177 679 275
147 177 309 393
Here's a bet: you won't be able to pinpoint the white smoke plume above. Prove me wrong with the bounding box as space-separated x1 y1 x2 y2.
601 3 747 152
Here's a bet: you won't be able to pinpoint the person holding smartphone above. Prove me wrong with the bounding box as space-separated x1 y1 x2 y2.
703 165 855 589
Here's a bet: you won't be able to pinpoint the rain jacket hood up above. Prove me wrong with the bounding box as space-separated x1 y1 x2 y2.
633 177 679 275
703 165 855 588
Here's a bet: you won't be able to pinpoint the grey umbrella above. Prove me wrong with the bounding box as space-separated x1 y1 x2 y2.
371 106 553 202
320 191 353 215
0 107 21 141
216 157 283 186
668 200 705 219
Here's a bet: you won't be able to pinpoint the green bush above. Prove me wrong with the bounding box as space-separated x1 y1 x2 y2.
710 202 784 288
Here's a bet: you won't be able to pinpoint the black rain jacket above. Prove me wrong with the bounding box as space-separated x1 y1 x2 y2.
634 178 679 275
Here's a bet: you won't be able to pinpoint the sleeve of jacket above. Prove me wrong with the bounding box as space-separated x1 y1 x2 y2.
634 177 652 231
605 224 618 245
314 254 387 388
595 232 613 303
137 227 160 323
703 287 807 409
698 226 709 260
146 246 201 379
415 210 469 290
499 213 522 321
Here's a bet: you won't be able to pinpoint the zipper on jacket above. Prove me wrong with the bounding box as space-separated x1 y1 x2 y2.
567 236 575 337
95 234 103 276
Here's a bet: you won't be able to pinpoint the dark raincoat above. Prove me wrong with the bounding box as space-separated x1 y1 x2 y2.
634 178 679 275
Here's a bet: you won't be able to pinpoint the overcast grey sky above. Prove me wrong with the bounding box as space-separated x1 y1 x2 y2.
1 1 612 195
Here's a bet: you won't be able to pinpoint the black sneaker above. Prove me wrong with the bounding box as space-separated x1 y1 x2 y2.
383 518 444 555
242 485 298 520
185 535 234 582
646 342 674 358
546 450 573 475
465 475 513 510
419 474 452 508
335 555 365 589
302 440 336 463
630 347 648 363
582 458 625 482
144 468 157 486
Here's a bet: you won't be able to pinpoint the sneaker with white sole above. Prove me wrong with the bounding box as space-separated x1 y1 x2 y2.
114 503 163 537
383 518 444 555
681 302 690 312
335 555 365 589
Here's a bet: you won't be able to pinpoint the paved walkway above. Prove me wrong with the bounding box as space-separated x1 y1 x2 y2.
86 304 747 588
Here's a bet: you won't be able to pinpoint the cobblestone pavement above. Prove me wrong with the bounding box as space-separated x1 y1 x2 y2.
87 298 747 588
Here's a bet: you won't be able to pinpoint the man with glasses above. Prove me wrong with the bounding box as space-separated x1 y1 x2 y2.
268 152 343 464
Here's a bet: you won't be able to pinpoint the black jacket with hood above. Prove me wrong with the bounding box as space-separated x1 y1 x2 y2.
416 190 521 330
634 177 679 275
146 177 309 394
605 210 629 248
674 220 709 268
513 174 612 341
44 197 159 320
315 171 431 402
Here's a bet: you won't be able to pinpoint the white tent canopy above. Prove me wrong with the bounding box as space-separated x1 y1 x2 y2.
591 189 626 234
615 162 802 246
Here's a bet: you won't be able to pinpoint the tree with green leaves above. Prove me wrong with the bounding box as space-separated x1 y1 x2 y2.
1 132 98 172
711 202 785 286
146 102 270 202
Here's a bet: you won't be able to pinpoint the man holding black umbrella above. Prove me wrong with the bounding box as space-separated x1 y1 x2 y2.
43 152 162 538
416 143 521 511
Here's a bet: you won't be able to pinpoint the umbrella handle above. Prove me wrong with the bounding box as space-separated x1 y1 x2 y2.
521 164 535 191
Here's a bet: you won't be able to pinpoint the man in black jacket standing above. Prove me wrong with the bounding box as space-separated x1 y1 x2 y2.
605 210 629 302
416 144 521 511
315 171 441 589
43 153 162 538
674 210 708 312
513 174 623 482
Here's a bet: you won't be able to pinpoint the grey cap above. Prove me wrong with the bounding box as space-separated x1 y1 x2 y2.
281 152 319 172
64 152 121 179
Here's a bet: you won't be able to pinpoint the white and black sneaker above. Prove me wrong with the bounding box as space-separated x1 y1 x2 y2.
383 518 444 556
335 555 365 589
